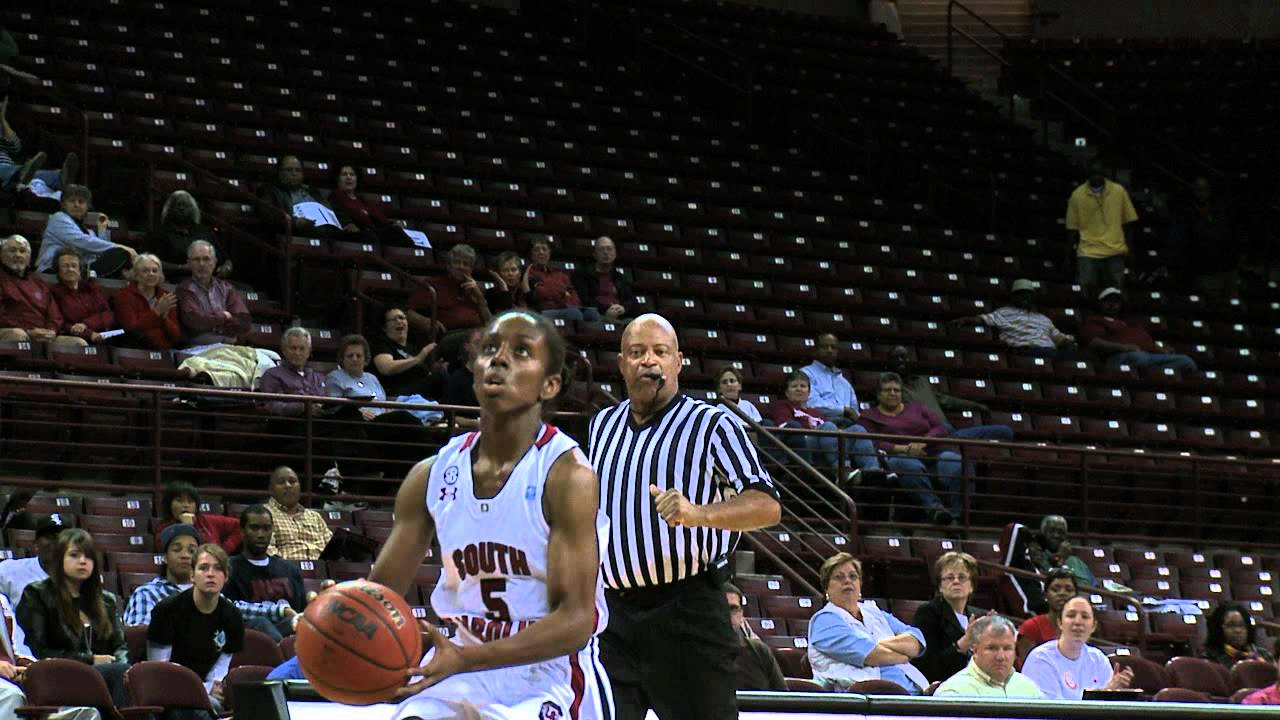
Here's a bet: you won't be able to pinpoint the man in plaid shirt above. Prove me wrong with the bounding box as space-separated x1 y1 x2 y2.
265 466 333 561
124 524 295 637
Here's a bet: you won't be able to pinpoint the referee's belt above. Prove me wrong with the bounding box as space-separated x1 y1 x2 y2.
608 564 731 601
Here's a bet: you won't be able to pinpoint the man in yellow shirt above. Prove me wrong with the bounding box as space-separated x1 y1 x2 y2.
1065 161 1138 294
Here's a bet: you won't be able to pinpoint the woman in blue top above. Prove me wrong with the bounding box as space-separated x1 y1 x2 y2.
327 333 441 426
807 552 929 693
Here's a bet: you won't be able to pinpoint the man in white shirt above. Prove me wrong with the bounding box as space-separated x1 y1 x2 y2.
0 515 64 615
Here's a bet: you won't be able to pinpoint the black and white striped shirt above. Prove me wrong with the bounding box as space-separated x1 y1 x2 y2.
589 394 778 590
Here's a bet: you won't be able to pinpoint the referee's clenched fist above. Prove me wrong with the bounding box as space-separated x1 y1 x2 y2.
588 313 781 720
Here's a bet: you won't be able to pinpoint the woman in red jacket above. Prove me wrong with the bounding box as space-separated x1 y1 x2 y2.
110 253 181 350
49 248 113 344
328 164 413 246
154 480 241 554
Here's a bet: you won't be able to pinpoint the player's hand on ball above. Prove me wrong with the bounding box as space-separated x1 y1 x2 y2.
396 622 467 697
649 485 704 527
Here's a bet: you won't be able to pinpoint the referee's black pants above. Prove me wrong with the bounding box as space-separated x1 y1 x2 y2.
601 571 740 720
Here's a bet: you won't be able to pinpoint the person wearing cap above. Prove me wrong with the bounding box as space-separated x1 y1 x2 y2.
952 279 1084 360
1065 160 1138 294
0 515 64 618
1079 287 1197 372
123 524 295 634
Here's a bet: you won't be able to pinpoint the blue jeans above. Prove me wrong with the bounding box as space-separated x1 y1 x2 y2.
847 424 883 472
1108 351 1197 372
542 306 602 322
884 450 963 515
0 160 63 191
950 424 1015 441
786 420 840 469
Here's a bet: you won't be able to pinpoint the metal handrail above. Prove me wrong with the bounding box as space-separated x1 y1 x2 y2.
720 400 859 598
976 558 1152 654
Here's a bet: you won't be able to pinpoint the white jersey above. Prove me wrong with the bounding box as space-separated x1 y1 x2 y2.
425 424 609 645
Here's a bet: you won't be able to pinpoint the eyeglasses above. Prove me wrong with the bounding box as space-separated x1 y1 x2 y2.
942 574 972 583
830 572 861 583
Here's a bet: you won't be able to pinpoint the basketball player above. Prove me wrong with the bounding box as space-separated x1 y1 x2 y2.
369 309 613 720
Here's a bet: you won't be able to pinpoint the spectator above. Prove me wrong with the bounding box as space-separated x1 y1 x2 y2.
407 243 490 342
255 155 351 237
1166 176 1239 301
911 552 983 683
48 248 111 345
767 370 883 484
0 515 64 625
327 333 438 426
0 234 87 347
440 326 484 409
1080 287 1197 372
526 238 599 322
1026 515 1096 589
484 251 537 314
1066 160 1138 293
571 236 634 321
176 240 251 347
123 523 292 631
326 334 388 419
952 279 1082 359
1242 654 1280 705
225 505 308 618
327 164 411 246
1015 567 1078 669
857 372 961 525
1202 603 1274 669
715 366 764 425
933 615 1042 698
37 184 136 277
154 481 241 555
807 552 928 694
153 191 226 280
370 306 441 401
800 333 860 426
111 253 181 351
0 591 28 718
886 346 1013 441
0 96 76 194
265 466 333 561
724 583 785 691
16 529 129 706
147 543 244 717
1021 596 1133 700
258 327 327 416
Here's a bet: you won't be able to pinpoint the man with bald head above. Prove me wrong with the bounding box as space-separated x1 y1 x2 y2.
589 313 782 719
0 234 87 348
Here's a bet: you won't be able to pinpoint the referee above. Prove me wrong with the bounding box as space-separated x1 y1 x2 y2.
589 314 782 719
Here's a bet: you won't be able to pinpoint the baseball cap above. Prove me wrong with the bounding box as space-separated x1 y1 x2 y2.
1010 278 1039 294
1098 287 1123 301
160 523 201 550
34 514 67 539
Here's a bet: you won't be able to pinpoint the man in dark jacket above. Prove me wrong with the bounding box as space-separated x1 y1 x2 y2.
255 155 348 237
725 583 786 691
224 505 310 637
571 235 635 320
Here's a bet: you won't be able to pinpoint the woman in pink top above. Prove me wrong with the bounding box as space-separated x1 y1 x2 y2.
857 372 961 525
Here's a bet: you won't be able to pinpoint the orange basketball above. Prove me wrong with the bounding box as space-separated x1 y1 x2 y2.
295 580 424 705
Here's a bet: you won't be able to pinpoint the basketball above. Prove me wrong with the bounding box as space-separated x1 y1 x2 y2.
295 580 424 705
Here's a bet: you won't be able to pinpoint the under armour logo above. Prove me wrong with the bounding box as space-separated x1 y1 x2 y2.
439 487 457 501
